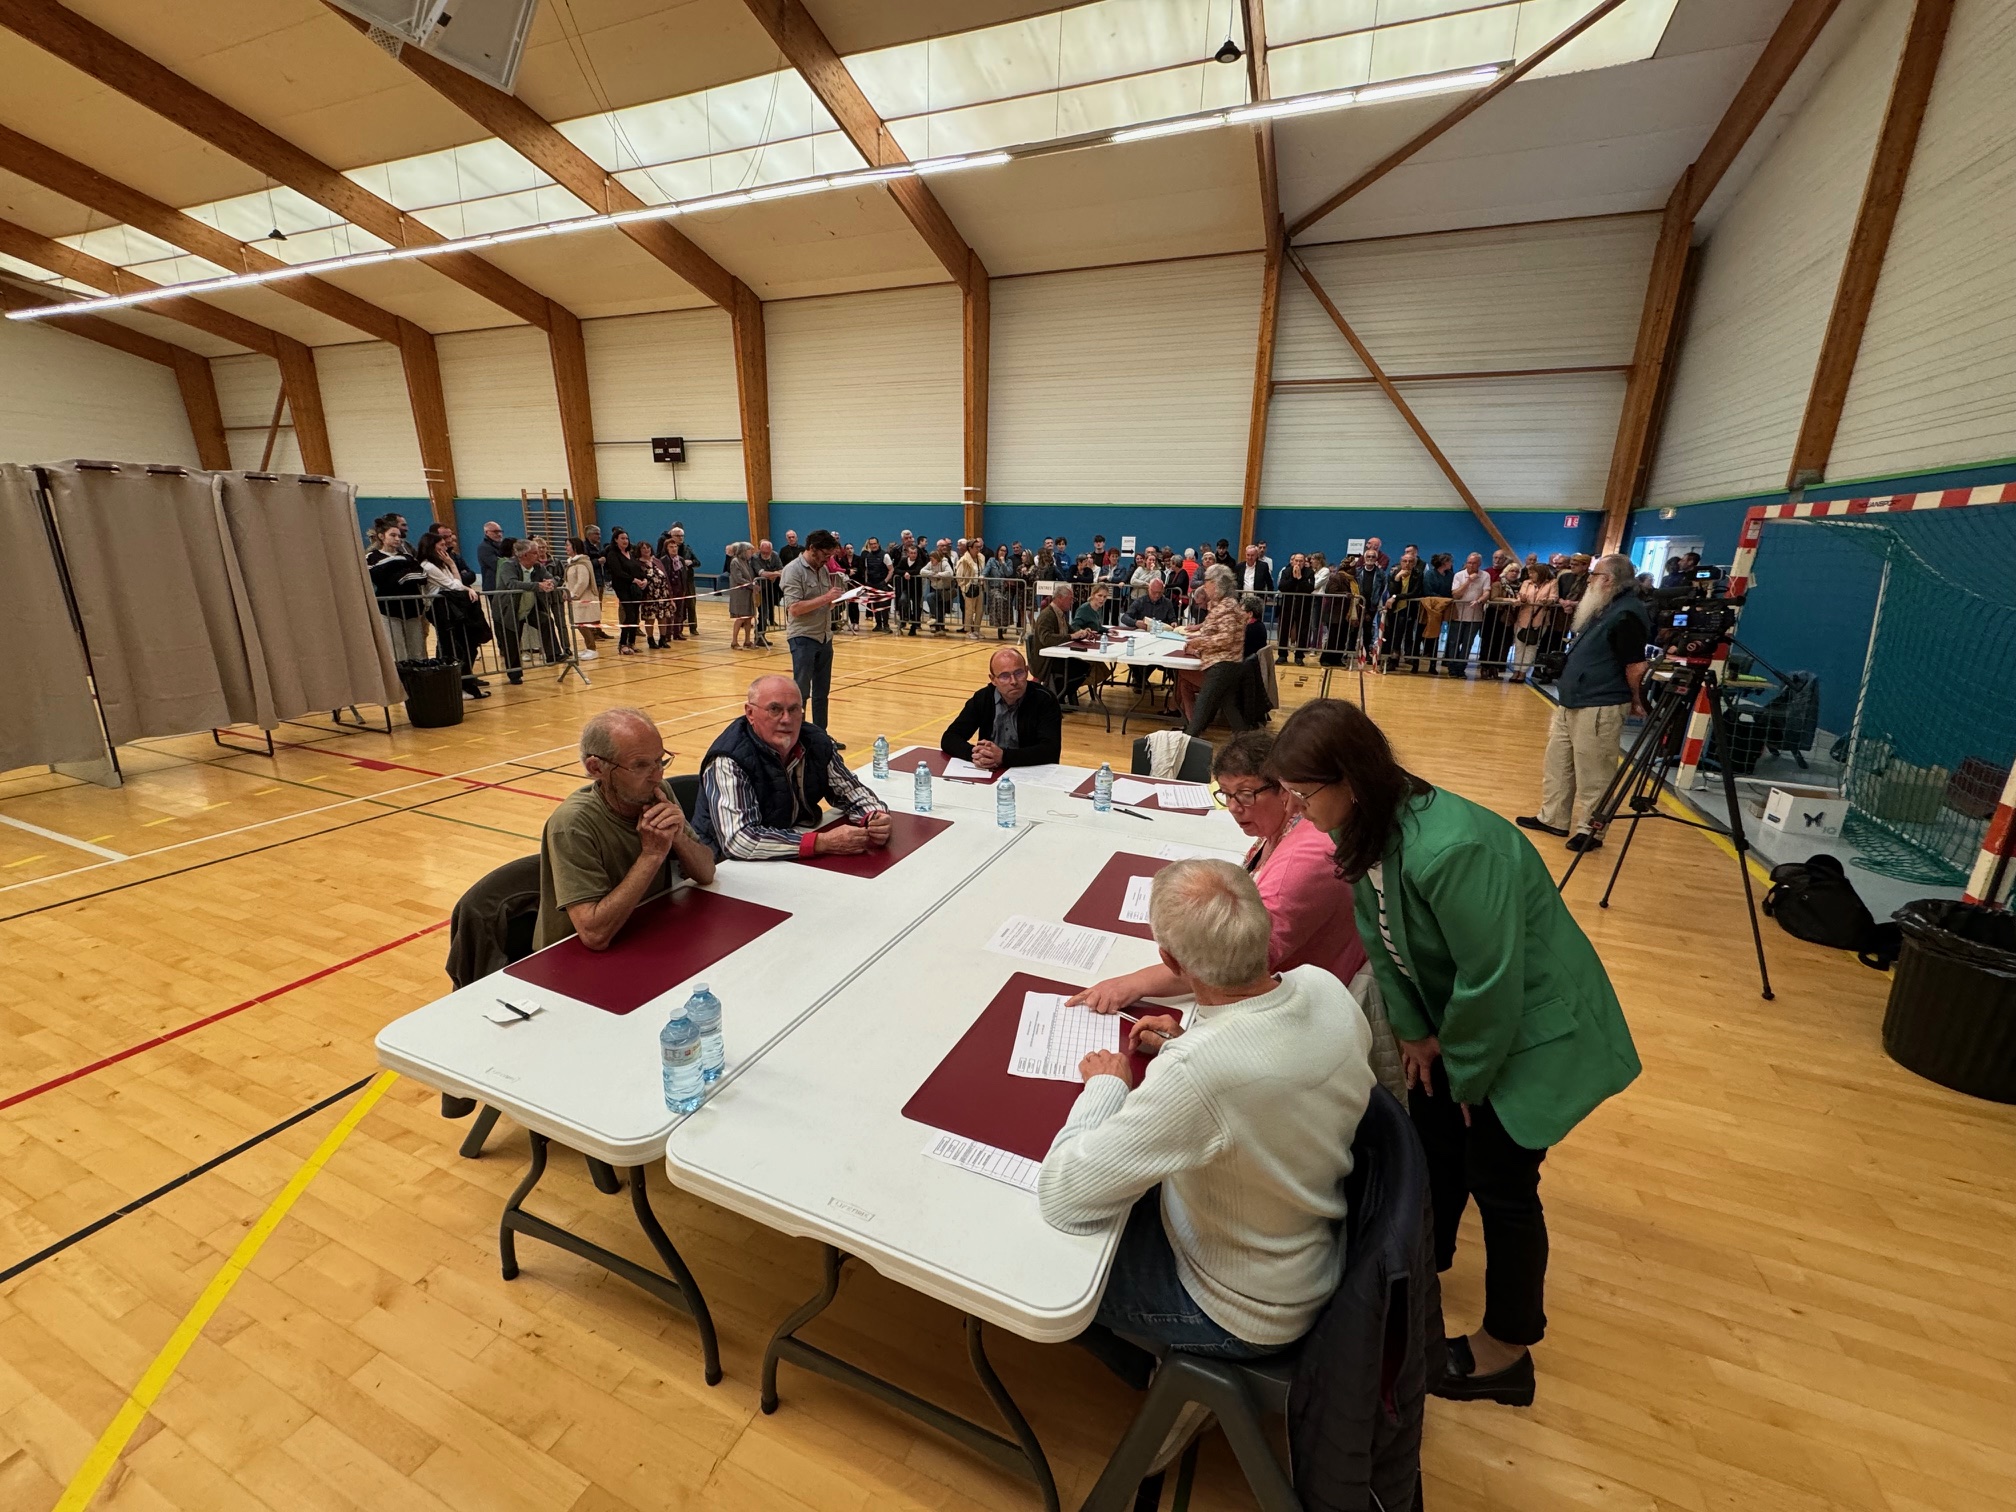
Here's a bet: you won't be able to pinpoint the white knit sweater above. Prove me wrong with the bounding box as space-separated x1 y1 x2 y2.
1037 965 1375 1346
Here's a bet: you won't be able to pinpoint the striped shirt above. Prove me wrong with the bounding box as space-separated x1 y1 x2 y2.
703 745 882 860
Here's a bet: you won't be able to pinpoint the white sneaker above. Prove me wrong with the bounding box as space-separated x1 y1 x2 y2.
576 649 598 660
1148 1400 1213 1474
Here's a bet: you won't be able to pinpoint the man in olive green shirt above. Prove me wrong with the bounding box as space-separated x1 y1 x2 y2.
534 708 718 951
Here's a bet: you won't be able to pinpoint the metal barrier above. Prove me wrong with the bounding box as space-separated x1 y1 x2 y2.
370 587 588 687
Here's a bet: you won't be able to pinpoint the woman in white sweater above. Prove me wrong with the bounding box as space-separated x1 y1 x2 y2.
1039 859 1375 1359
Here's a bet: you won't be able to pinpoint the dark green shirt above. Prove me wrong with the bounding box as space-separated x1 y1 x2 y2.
534 780 685 949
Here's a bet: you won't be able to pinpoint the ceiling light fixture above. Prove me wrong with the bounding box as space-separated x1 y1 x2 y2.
1214 39 1243 65
1111 115 1226 144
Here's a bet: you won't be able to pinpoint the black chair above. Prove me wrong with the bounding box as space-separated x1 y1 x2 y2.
668 771 703 819
1078 1088 1438 1512
440 853 621 1194
1129 734 1213 784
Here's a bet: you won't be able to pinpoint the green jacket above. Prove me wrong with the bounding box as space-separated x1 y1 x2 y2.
1349 788 1639 1148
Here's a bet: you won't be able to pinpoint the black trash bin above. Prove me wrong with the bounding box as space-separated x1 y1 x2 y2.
1882 899 2016 1102
398 657 465 729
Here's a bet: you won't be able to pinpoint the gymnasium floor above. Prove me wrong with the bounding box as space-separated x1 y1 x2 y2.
1 607 2011 1512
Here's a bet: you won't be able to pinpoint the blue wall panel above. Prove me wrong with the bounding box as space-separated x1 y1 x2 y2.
769 502 965 557
599 499 750 574
1255 507 1601 564
358 495 432 545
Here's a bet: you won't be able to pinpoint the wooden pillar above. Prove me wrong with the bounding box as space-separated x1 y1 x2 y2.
732 282 772 545
963 255 989 542
275 338 333 475
171 349 229 470
1240 232 1282 552
1788 0 1954 489
1597 177 1695 553
547 303 599 528
396 319 456 525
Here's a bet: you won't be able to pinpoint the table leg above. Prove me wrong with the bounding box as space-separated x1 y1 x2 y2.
496 1133 721 1386
761 1244 1060 1510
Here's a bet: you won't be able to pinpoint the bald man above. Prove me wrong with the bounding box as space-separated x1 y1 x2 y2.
941 648 1063 771
693 675 890 861
534 708 717 951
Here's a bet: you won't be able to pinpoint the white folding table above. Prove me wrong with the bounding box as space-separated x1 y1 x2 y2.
1039 630 1200 733
860 750 1237 847
663 818 1244 1508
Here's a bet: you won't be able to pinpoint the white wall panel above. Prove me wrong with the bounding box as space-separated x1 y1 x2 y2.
1274 216 1660 380
990 255 1261 505
766 284 962 502
1831 0 2016 481
0 318 195 467
317 342 427 497
1262 373 1625 507
438 324 569 499
586 307 745 502
1647 0 1910 505
212 353 302 473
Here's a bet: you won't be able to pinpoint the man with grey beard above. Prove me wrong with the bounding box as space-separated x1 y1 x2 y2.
1518 553 1650 853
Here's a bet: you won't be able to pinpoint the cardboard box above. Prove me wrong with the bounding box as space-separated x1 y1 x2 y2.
1761 784 1849 840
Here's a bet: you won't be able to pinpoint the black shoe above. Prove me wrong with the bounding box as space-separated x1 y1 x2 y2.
507 672 523 685
1433 1339 1535 1406
1516 816 1569 837
1275 653 1287 664
1294 653 1305 665
1565 831 1602 852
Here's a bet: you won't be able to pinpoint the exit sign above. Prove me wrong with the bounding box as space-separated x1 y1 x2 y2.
1564 514 1580 528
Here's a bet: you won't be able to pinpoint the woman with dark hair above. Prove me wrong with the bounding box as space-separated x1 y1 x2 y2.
416 529 491 697
366 519 429 662
1267 699 1640 1408
605 528 643 654
635 540 675 649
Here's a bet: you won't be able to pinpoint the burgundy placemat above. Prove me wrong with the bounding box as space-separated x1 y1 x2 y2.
902 972 1176 1162
796 810 952 878
505 888 791 1015
1062 852 1170 941
889 745 1003 785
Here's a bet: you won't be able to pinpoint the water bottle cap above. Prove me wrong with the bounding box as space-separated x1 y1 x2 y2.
693 982 707 992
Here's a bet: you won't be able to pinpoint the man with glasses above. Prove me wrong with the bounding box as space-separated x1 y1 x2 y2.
940 648 1063 772
780 528 851 735
694 675 890 861
534 708 717 951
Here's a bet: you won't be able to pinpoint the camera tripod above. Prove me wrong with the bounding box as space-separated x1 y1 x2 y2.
1559 656 1774 999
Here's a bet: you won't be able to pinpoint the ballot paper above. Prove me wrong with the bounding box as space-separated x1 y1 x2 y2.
1156 783 1214 811
1109 777 1162 806
1006 763 1084 792
943 757 993 782
985 915 1115 973
1155 841 1217 861
482 1000 545 1026
922 1131 1041 1192
831 585 865 604
1120 874 1156 924
1009 992 1122 1082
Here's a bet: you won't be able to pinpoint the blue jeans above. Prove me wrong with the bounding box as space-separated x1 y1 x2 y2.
788 634 834 731
1095 1191 1277 1360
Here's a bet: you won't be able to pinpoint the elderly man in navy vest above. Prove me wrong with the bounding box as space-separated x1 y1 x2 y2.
1518 553 1650 853
693 675 891 860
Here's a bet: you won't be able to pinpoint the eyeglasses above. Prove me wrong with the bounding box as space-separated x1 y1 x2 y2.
1213 783 1278 810
754 702 804 718
1280 780 1332 805
990 667 1030 682
611 755 672 774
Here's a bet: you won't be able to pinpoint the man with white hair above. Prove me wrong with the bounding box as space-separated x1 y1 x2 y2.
693 675 889 860
1040 860 1374 1383
534 708 717 950
1519 552 1650 852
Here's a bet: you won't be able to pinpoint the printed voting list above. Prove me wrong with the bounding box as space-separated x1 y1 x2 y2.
985 915 1115 973
921 1131 1041 1192
1120 874 1155 924
1009 992 1122 1082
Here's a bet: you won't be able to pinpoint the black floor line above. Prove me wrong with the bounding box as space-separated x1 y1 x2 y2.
0 1074 375 1286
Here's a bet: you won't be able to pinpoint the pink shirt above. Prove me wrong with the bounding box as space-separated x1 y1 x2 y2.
1248 815 1369 986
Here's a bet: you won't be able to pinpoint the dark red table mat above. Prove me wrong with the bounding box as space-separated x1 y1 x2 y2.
902 971 1178 1162
505 887 790 1015
890 745 1004 785
796 809 951 878
1062 852 1170 941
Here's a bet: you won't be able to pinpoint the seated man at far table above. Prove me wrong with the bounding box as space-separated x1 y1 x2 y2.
1039 860 1373 1384
941 648 1062 772
694 674 891 860
1029 584 1098 705
1119 574 1178 630
535 707 718 951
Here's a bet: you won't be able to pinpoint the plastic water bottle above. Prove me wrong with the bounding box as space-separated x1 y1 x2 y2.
996 772 1017 828
1094 762 1114 812
660 1002 702 1113
872 734 890 779
686 983 724 1084
914 760 933 813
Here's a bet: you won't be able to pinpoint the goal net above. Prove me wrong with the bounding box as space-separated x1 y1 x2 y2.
1711 488 2016 890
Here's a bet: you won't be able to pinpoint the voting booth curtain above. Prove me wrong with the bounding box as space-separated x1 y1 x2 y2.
2 461 403 770
0 464 105 771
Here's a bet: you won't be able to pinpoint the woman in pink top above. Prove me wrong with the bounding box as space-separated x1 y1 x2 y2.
1069 731 1401 1092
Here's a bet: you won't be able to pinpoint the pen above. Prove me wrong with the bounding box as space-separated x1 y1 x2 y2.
495 999 533 1021
1111 805 1154 821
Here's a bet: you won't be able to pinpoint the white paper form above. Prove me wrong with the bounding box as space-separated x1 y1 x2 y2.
921 1131 1041 1192
1155 842 1217 860
1157 783 1213 810
1120 874 1156 924
984 915 1115 973
1005 763 1083 792
1009 992 1122 1081
943 757 993 782
1110 777 1162 806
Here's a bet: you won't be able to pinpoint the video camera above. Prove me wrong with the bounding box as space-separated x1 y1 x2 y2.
1647 569 1744 663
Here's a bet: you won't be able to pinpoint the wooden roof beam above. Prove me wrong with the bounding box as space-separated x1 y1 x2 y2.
1239 0 1280 553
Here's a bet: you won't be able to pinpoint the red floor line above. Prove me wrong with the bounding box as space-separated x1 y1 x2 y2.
214 733 562 803
0 918 451 1111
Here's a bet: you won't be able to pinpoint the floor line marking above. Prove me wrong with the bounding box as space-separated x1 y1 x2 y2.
50 1072 396 1512
0 922 446 1111
0 813 129 861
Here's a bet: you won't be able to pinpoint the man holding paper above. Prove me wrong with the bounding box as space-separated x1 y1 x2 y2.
940 648 1063 772
1039 860 1374 1384
779 529 851 734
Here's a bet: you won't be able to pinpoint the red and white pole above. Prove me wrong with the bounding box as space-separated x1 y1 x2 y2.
1963 755 2016 908
1673 506 1766 791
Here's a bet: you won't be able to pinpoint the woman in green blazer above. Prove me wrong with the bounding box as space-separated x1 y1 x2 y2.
1270 699 1639 1406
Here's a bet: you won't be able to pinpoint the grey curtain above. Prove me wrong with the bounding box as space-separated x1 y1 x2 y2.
214 473 402 717
43 462 274 744
0 464 105 770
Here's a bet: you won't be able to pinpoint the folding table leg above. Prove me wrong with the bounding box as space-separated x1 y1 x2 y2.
458 1103 502 1158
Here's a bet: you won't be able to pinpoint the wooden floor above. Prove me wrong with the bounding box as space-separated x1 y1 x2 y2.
1 607 2011 1512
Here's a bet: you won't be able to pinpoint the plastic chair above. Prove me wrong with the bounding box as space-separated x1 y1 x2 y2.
668 771 703 819
1129 735 1214 784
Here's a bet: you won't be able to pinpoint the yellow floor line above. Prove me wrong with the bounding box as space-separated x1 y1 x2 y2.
4 853 45 868
52 1071 397 1512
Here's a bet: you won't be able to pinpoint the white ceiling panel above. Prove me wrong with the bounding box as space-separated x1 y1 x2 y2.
474 228 712 318
99 306 246 358
313 260 531 335
673 184 948 300
933 127 1265 276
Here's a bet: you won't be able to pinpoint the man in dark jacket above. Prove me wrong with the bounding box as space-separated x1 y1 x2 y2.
858 536 892 632
941 649 1063 770
477 520 506 590
693 675 889 860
